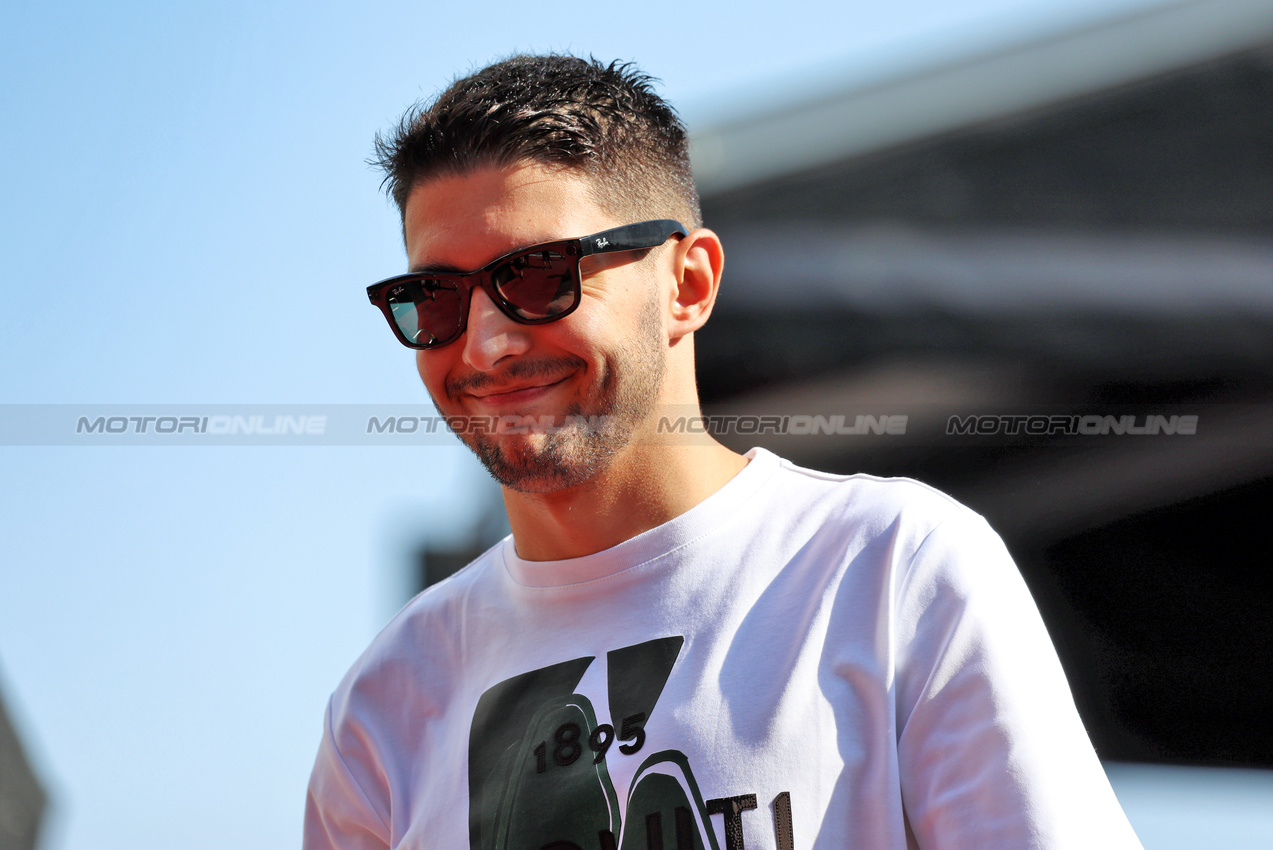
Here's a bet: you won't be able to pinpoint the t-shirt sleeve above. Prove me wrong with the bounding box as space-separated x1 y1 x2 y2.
304 698 392 850
892 510 1143 849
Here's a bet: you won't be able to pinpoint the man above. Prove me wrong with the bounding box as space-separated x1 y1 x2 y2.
306 55 1142 849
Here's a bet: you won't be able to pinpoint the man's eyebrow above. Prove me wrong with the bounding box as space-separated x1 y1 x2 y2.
408 262 465 274
407 238 559 275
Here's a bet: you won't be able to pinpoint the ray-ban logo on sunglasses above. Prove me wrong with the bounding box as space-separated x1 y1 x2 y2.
594 237 610 248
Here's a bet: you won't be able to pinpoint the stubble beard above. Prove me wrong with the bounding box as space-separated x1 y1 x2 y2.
446 290 667 494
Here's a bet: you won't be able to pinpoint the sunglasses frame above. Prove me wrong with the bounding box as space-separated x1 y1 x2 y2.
367 219 688 350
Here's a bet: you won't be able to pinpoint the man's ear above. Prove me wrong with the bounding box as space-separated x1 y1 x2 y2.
668 228 725 343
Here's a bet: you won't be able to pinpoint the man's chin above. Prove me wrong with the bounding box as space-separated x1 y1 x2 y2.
467 431 604 495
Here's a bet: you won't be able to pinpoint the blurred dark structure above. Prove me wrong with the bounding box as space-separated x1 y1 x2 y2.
415 490 510 592
692 0 1273 767
0 682 45 850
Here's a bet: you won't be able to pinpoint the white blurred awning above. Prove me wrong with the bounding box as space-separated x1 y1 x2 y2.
692 0 1273 194
718 224 1273 315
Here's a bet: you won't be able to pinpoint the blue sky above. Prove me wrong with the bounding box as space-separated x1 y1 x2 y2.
0 1 1217 848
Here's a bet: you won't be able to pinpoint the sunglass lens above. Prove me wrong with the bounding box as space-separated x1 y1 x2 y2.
491 250 577 320
387 279 463 348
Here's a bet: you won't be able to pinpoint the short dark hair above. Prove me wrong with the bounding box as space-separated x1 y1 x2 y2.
372 54 701 229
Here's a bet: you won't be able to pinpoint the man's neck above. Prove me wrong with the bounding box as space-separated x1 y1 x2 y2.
502 439 748 562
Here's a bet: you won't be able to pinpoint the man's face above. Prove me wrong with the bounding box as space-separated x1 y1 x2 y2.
403 161 670 493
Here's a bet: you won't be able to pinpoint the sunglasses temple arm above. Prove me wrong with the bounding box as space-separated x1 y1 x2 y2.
580 220 687 256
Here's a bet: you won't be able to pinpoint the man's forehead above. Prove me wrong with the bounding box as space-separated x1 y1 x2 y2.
401 162 617 270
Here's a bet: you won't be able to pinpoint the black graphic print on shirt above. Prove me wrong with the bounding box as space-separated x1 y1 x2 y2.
467 635 727 850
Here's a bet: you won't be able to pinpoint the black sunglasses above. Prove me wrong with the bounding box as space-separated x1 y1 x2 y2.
366 219 688 350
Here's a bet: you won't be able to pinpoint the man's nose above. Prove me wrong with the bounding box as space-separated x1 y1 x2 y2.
461 286 532 371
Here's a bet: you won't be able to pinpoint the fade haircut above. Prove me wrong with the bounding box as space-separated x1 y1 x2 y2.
372 54 702 230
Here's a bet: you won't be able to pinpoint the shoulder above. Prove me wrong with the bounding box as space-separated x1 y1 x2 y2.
757 449 988 551
780 455 966 511
307 539 508 844
328 538 507 730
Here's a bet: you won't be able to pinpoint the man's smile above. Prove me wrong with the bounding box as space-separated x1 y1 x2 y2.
463 375 572 407
444 356 587 407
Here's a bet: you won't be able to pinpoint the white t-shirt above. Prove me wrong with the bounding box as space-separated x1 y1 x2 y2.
305 448 1142 850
